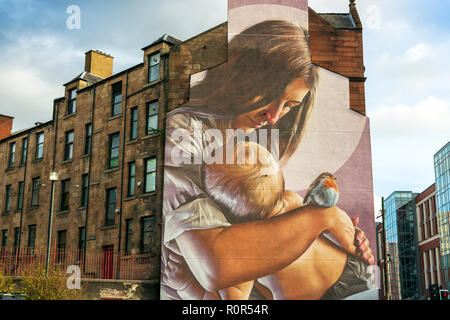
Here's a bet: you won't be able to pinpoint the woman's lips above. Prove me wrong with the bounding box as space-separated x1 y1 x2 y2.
247 116 266 128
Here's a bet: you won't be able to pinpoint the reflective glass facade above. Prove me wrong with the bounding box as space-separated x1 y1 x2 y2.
385 191 420 299
435 141 450 289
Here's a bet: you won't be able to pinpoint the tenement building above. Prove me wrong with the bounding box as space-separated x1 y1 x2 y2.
415 184 444 298
0 1 367 281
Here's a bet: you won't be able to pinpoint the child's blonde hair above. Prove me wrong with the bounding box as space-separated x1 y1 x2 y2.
202 141 284 224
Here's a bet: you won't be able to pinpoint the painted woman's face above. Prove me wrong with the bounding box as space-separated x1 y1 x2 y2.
234 78 310 133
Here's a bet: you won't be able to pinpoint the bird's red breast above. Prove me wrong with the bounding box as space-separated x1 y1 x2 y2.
322 176 338 192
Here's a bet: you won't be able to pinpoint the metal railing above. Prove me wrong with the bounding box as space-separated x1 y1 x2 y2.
0 246 159 281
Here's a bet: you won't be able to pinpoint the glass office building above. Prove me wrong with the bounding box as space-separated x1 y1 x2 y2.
435 141 450 289
384 191 420 299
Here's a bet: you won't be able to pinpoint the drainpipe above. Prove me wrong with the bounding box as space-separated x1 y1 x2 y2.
83 86 96 271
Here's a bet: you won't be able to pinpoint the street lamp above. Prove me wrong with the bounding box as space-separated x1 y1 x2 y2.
45 172 59 273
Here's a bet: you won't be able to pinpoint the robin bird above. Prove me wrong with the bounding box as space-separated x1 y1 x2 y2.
304 172 342 248
304 172 339 208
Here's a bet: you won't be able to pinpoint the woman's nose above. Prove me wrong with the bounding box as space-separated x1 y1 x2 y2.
264 103 284 125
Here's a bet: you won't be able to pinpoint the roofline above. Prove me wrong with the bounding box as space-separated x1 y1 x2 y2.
434 140 450 158
0 114 15 119
0 120 53 144
172 21 227 51
77 62 145 94
141 36 183 51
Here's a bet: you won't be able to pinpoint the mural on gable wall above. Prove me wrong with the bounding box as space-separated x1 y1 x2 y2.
160 0 378 300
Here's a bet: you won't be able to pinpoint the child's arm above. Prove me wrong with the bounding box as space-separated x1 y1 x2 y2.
219 281 255 300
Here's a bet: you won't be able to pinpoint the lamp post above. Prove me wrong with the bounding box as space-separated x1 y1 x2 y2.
45 172 59 273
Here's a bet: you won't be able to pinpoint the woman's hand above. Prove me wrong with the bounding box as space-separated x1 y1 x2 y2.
324 207 357 255
352 217 375 265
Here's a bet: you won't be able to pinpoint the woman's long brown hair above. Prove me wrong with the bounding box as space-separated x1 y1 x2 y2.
170 19 319 163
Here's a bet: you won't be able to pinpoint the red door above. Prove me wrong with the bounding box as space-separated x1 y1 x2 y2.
102 245 114 279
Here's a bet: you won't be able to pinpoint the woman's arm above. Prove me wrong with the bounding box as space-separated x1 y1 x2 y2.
176 204 356 292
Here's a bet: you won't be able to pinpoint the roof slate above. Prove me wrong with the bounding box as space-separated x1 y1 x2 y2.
318 13 357 29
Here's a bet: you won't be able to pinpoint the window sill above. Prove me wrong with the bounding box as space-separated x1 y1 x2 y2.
27 206 39 211
63 113 77 120
143 79 162 89
1 211 11 216
56 210 70 216
81 154 90 159
124 195 136 202
61 159 73 165
14 209 21 214
18 164 25 168
105 167 120 174
108 114 123 121
78 206 87 211
32 158 43 164
142 133 160 141
138 192 157 199
100 224 118 231
126 139 138 146
5 166 15 172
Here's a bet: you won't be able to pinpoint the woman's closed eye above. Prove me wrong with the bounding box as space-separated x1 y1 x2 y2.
283 100 302 109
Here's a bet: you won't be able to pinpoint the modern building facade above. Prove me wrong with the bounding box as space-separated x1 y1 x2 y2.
1 0 370 285
415 183 444 298
384 191 420 299
435 141 450 289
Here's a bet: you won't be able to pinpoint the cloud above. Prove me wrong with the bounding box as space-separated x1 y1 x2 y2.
369 96 450 196
0 33 85 131
404 43 432 62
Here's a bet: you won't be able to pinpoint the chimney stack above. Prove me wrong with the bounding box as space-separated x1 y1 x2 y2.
0 114 14 140
84 50 114 78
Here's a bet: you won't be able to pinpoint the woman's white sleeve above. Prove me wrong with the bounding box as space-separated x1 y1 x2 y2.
164 197 231 244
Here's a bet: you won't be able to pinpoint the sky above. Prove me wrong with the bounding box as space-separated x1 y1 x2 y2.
1 0 449 221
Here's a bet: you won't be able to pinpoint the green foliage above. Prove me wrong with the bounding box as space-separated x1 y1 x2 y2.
0 272 16 293
16 264 85 300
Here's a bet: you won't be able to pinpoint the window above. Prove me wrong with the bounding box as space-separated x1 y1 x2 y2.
1 230 7 247
105 188 116 226
130 107 138 140
13 227 20 248
148 52 160 83
35 132 44 160
84 123 92 154
81 174 89 207
60 179 70 211
68 88 77 114
108 133 120 168
8 142 15 168
146 101 159 135
125 219 132 255
144 157 157 193
141 216 154 253
111 82 122 116
4 185 12 212
28 225 36 249
17 181 24 210
31 177 40 206
57 230 66 263
128 162 136 197
64 130 74 161
78 227 85 260
20 137 28 165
